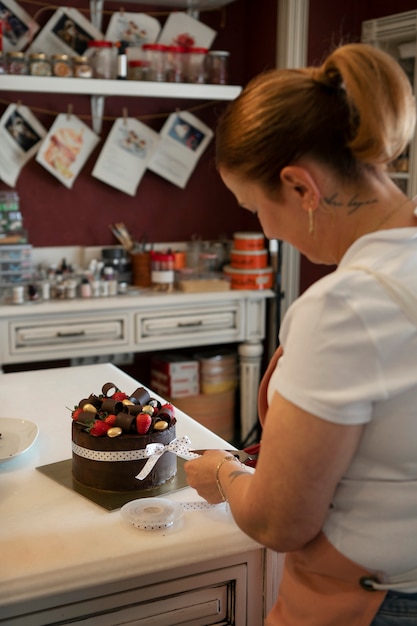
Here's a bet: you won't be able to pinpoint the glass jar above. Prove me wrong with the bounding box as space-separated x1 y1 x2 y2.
0 52 5 75
51 54 73 77
28 53 51 76
206 50 230 85
127 59 149 81
187 47 208 83
73 55 92 78
166 45 188 83
6 51 27 75
87 40 116 79
142 43 168 82
151 250 174 292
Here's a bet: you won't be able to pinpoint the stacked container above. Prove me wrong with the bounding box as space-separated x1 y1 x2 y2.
223 232 273 290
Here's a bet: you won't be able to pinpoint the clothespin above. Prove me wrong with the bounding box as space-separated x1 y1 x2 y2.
119 6 125 16
67 103 73 120
16 99 22 112
123 107 128 126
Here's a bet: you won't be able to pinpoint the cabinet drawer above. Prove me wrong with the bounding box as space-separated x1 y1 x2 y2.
136 304 243 349
8 315 129 357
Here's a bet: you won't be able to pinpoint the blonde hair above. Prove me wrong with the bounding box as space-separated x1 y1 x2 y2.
215 43 416 191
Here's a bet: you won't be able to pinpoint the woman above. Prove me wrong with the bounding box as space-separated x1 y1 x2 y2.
184 43 417 625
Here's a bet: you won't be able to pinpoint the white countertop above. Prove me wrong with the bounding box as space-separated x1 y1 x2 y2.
0 363 260 609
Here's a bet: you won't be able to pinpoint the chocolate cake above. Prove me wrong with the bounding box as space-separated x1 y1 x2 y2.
71 382 177 492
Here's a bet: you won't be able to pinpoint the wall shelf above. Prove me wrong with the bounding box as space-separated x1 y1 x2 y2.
0 75 242 133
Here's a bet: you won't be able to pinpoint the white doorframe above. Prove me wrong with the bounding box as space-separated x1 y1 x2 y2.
276 0 310 318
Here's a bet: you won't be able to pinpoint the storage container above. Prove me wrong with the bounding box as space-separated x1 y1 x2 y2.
223 265 273 290
230 248 268 269
233 231 265 251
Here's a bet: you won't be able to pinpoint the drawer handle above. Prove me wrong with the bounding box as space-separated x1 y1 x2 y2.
178 321 203 328
57 330 86 337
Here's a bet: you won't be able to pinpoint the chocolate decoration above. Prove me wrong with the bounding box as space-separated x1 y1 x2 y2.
124 404 143 416
76 411 97 425
115 412 136 432
78 398 91 409
102 382 117 397
87 394 102 409
131 387 151 405
101 398 124 414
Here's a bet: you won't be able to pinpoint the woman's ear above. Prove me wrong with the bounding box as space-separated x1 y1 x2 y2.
280 165 320 212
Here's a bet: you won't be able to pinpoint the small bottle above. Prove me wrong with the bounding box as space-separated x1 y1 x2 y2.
151 250 174 292
127 59 149 81
116 40 128 80
51 54 73 77
80 276 92 298
73 55 92 78
187 47 208 83
28 52 51 76
142 43 168 82
166 45 188 83
7 51 27 75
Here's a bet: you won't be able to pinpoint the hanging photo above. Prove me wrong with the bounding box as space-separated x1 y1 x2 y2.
36 113 99 189
105 11 161 47
27 7 103 56
0 104 47 187
92 117 159 196
157 12 216 49
0 0 39 52
148 110 213 189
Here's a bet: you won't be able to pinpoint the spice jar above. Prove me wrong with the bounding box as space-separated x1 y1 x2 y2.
6 51 27 75
206 50 229 85
127 59 149 81
187 47 208 83
142 43 168 82
73 55 92 78
87 40 116 79
51 54 73 77
28 53 51 76
151 250 175 292
166 45 188 83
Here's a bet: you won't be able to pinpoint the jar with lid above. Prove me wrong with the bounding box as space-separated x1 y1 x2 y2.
51 54 73 77
206 50 229 85
6 51 27 75
73 55 92 78
150 250 174 292
127 59 149 81
86 40 116 79
142 43 168 82
28 52 51 76
166 45 188 83
187 47 208 83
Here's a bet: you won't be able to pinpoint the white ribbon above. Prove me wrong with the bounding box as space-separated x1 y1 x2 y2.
135 436 200 480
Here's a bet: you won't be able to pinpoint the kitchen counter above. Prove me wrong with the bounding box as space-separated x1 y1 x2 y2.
0 363 280 625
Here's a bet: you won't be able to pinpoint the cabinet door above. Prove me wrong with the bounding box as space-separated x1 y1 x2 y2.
361 10 417 196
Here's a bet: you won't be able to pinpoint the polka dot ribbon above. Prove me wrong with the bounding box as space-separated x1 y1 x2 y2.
135 436 200 480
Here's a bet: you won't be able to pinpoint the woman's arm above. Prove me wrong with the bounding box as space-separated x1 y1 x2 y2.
185 390 364 553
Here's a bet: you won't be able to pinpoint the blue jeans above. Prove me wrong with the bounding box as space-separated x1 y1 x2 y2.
370 590 417 625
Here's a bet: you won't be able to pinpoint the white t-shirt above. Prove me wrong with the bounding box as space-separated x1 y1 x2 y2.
268 228 417 577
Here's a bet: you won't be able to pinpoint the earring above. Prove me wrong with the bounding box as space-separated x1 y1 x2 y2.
308 208 315 235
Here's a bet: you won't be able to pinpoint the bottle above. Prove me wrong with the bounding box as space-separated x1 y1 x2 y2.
116 41 128 80
206 50 230 85
73 56 93 78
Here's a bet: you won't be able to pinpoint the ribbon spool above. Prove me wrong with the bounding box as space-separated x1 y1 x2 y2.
121 497 183 530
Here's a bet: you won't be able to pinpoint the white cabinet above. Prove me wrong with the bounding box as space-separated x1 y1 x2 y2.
361 10 417 197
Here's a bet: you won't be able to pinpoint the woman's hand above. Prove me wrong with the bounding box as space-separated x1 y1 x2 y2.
184 450 236 504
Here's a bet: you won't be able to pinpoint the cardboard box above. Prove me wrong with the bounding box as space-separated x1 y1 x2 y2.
151 377 200 398
151 353 199 378
170 389 236 443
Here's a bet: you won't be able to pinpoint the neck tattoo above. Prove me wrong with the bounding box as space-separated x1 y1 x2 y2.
323 192 378 214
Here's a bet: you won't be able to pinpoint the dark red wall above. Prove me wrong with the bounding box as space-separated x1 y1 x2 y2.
300 0 417 293
0 0 278 248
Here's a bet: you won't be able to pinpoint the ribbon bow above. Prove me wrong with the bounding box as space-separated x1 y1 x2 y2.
135 435 199 480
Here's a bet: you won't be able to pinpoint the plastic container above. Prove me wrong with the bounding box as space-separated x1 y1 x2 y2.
230 248 268 269
151 250 175 292
187 47 208 83
233 231 265 251
127 59 149 81
166 45 188 83
223 265 273 290
87 40 116 79
142 43 168 82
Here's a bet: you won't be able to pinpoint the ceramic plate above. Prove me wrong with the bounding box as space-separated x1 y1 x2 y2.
0 417 39 462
